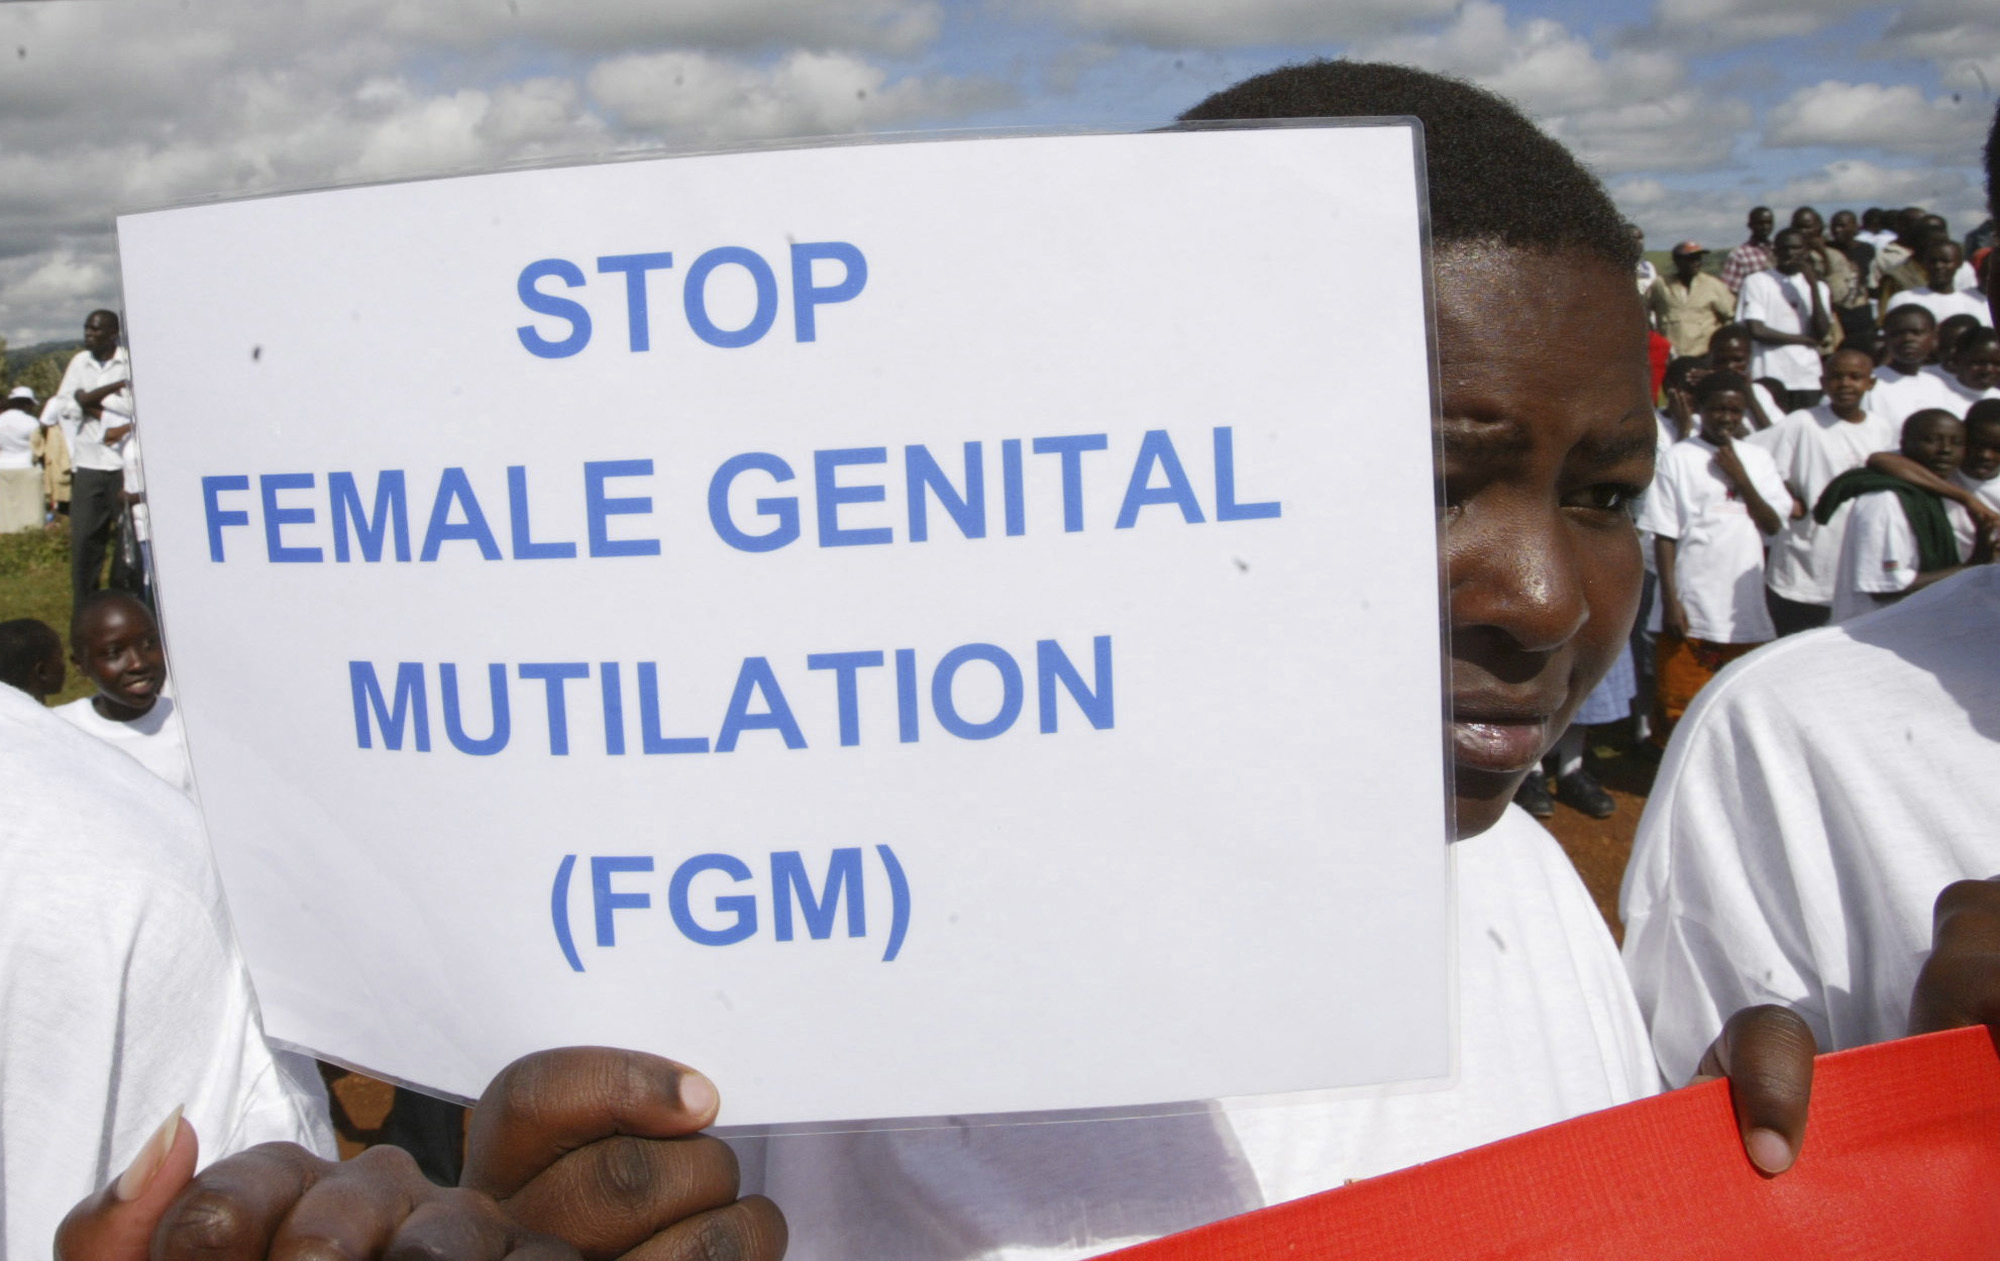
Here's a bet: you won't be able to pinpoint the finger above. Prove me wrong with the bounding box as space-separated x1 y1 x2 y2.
55 1111 198 1261
151 1143 327 1261
500 1135 741 1260
270 1144 431 1260
464 1049 721 1198
383 1188 528 1261
618 1196 789 1261
1908 877 2000 1034
1709 1005 1817 1176
502 1231 588 1261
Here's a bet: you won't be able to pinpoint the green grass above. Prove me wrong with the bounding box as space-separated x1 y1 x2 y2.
0 519 100 704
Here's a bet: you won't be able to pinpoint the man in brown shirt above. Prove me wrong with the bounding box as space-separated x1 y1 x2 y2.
1647 242 1737 357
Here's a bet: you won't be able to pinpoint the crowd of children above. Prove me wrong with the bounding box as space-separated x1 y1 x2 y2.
8 57 2000 1261
1516 208 1997 819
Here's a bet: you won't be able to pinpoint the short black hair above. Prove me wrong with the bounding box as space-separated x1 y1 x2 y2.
1707 322 1751 350
1695 369 1750 403
0 618 60 694
1902 408 1962 450
70 588 152 649
1883 302 1938 330
1663 354 1706 392
1952 325 2000 361
1177 61 1636 269
1966 398 2000 431
1941 315 1990 363
86 308 120 334
1987 99 1999 219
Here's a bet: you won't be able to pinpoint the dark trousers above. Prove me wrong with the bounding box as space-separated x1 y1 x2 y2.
1767 588 1832 637
70 467 123 602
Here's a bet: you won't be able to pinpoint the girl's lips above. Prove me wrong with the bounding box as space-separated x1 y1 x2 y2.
1450 718 1551 774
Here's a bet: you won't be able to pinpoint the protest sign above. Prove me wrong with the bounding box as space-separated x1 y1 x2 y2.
116 125 1449 1126
1106 1026 2000 1259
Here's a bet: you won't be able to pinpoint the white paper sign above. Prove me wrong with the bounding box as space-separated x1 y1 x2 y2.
115 126 1450 1127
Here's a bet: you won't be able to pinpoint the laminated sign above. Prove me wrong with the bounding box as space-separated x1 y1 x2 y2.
116 125 1448 1126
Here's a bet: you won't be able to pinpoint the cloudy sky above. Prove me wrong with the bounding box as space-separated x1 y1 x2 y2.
1 0 1993 346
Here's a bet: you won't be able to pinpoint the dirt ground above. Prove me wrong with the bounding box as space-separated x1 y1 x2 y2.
1539 725 1658 946
326 727 1657 1163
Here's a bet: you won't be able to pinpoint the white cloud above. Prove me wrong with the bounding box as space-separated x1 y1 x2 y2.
1870 0 2000 95
1360 1 1679 113
1552 92 1753 173
0 0 997 343
379 0 946 58
1765 81 1989 156
1772 158 1976 211
587 49 1013 144
1023 0 1456 49
2 250 115 316
1349 1 1746 174
1645 0 1872 50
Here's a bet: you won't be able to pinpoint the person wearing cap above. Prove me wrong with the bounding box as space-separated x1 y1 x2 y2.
0 387 43 534
1646 242 1737 358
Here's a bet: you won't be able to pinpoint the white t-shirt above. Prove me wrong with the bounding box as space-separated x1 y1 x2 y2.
123 432 151 544
1758 405 1898 604
733 806 1661 1261
1951 470 1995 557
1955 467 2000 512
1829 490 1972 623
0 684 333 1261
1747 381 1787 433
1622 566 2000 1083
0 407 36 471
1736 270 1834 391
1636 437 1790 642
50 346 133 473
1867 364 1960 430
1941 374 2000 411
1885 286 1993 328
55 692 195 796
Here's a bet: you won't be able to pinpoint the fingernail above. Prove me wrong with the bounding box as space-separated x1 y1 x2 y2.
115 1106 183 1202
679 1071 718 1118
1747 1126 1794 1175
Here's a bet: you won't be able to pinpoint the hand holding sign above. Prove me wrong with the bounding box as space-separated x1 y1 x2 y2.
55 1050 783 1261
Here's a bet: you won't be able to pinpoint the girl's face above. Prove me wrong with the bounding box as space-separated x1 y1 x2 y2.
1437 244 1652 839
1698 390 1750 444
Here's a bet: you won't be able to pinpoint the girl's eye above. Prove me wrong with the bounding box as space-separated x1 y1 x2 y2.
1566 484 1643 515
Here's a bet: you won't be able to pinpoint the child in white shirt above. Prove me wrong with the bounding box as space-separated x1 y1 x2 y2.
1637 369 1794 741
1824 409 1989 622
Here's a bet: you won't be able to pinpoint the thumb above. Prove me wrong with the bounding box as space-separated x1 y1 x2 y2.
56 1108 199 1261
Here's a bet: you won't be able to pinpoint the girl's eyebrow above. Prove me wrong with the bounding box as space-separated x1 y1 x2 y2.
1437 414 1534 459
1572 413 1658 471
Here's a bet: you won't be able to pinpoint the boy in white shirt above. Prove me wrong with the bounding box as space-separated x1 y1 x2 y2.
1823 409 1990 622
1940 326 2000 410
1869 306 1960 429
53 590 194 796
1736 231 1833 410
1638 369 1794 742
1758 347 1898 635
1706 324 1786 431
1885 239 1993 328
1956 402 2000 517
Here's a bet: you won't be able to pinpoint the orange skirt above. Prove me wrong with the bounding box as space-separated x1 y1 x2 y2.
1654 635 1760 743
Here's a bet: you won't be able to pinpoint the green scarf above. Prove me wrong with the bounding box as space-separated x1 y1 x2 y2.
1813 469 1958 572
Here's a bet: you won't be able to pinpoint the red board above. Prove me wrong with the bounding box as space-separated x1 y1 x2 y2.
1106 1027 2000 1259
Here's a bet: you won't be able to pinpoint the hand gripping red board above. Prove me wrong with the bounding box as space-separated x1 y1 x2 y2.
1104 1026 2000 1259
